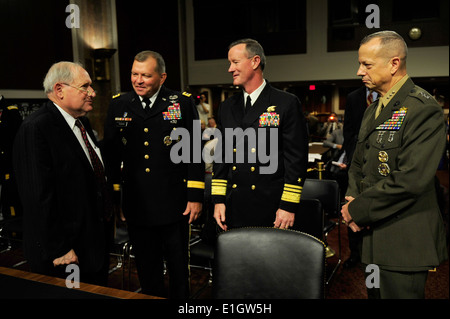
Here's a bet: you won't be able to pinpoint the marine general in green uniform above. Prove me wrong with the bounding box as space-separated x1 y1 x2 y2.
341 31 448 299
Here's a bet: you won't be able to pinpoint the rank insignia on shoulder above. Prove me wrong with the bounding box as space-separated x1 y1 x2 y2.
182 92 192 97
7 105 18 110
112 93 121 99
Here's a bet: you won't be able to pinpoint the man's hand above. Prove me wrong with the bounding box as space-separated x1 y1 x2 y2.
274 209 295 229
53 249 78 267
214 203 227 231
183 201 203 224
341 196 362 232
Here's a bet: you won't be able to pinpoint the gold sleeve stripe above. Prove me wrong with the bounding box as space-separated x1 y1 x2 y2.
113 184 121 191
187 181 205 189
284 187 302 194
212 179 228 184
212 179 228 196
281 191 301 203
284 183 302 191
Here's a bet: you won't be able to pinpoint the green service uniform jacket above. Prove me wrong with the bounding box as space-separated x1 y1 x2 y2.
103 87 204 227
346 77 448 271
211 82 309 228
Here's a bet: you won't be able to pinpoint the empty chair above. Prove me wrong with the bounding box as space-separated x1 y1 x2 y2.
213 227 325 299
292 198 323 241
301 178 341 283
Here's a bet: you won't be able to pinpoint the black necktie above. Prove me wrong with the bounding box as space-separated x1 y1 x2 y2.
75 119 112 220
143 98 151 113
245 95 251 114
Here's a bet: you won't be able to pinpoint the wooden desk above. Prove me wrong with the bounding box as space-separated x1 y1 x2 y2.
0 266 161 299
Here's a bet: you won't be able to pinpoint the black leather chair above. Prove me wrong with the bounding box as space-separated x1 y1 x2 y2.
213 228 325 299
292 198 323 241
301 178 341 283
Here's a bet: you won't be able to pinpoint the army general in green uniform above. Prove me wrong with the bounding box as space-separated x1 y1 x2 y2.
341 31 448 298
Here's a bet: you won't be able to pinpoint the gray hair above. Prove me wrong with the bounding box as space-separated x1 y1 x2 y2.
229 38 266 71
134 50 166 74
43 61 84 94
360 31 408 64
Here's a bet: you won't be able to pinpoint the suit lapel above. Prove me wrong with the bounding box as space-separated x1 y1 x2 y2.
128 93 147 119
148 86 173 118
230 92 245 127
46 102 94 172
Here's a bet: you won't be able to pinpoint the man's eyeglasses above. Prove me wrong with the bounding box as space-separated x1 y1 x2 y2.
61 83 95 97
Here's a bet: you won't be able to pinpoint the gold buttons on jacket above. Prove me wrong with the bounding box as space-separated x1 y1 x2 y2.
232 166 236 171
144 128 149 133
144 155 149 159
144 141 149 146
251 148 256 153
250 167 255 172
232 184 237 188
145 168 150 173
251 185 256 190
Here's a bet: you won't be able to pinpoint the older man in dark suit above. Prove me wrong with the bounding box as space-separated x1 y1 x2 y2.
212 39 308 230
13 62 112 286
341 31 448 299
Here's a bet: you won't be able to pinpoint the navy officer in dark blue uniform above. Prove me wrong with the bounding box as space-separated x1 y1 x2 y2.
103 51 204 298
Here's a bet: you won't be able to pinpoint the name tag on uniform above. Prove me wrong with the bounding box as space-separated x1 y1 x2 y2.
115 117 132 127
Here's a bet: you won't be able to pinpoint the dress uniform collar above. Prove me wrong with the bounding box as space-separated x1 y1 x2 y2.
241 81 273 128
376 75 409 118
243 79 267 107
138 86 161 109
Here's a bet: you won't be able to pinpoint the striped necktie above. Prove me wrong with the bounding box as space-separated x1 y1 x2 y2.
367 91 373 107
75 119 112 220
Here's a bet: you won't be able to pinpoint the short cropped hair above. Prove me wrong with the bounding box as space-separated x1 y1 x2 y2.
134 50 166 74
229 38 266 71
360 31 408 64
43 61 83 94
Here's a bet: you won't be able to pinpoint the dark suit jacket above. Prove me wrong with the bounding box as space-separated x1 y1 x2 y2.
346 78 448 270
103 87 204 227
212 82 309 228
13 101 108 274
343 86 368 165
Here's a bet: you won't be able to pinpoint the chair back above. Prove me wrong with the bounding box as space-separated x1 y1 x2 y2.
213 228 325 299
293 198 323 240
302 179 340 216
